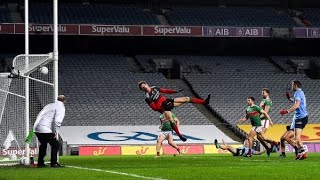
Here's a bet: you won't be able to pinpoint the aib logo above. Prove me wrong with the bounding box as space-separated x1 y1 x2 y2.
87 131 203 142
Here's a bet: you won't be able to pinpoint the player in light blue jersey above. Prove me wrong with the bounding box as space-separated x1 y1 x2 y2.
280 80 308 160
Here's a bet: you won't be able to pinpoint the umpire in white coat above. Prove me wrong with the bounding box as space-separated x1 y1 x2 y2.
34 95 66 168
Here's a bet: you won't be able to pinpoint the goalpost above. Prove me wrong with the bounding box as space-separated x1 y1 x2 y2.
0 53 55 165
0 0 59 166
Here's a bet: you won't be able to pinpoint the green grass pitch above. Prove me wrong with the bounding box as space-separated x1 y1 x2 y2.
0 153 319 180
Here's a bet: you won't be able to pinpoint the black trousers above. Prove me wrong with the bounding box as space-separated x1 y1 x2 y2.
35 133 60 165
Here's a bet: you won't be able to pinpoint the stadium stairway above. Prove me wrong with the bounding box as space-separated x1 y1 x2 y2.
168 79 242 142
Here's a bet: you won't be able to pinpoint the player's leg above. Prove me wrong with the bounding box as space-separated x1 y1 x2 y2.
246 129 257 157
258 127 279 152
214 139 238 155
163 110 187 142
225 145 238 155
284 130 297 156
163 111 187 142
156 133 166 157
256 133 271 156
35 133 49 167
280 129 291 157
168 133 181 155
294 128 303 159
173 94 210 107
48 134 61 167
252 149 266 155
261 120 278 150
294 116 308 160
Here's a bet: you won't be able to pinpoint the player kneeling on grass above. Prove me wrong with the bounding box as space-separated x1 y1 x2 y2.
156 113 182 158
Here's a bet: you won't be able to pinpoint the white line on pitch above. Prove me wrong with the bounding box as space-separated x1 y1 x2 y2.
66 165 167 180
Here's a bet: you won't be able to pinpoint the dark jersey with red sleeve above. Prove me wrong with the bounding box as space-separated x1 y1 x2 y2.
145 86 177 112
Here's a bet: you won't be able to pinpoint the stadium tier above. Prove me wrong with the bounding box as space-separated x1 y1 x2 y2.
165 7 296 27
25 3 159 25
300 8 320 27
137 55 320 126
0 7 12 23
58 54 211 126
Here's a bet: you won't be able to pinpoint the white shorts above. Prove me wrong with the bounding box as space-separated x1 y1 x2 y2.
158 131 173 140
251 126 263 133
261 120 269 129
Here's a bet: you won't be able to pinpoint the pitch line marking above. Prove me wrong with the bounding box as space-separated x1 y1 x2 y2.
66 165 167 180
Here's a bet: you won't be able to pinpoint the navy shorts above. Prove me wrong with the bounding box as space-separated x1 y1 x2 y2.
294 116 308 129
286 125 293 131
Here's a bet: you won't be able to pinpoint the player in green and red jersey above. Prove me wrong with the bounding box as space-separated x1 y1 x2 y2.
155 113 181 158
257 88 279 156
239 97 273 157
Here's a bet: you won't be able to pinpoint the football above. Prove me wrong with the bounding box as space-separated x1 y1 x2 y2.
20 157 27 165
40 66 48 75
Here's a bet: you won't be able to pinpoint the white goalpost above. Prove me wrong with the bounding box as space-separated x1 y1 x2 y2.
0 0 59 166
0 53 55 165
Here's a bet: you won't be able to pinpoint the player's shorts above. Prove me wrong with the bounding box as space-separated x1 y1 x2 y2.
261 120 269 129
233 148 244 156
161 98 174 112
294 116 308 129
158 131 173 140
251 126 263 133
286 125 293 131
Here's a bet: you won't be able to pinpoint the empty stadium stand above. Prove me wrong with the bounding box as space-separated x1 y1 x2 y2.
300 8 320 27
58 54 211 126
165 7 296 27
24 3 159 25
137 55 320 127
0 7 12 23
181 56 320 126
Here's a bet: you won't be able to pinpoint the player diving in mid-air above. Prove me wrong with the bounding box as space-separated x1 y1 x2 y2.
138 81 210 142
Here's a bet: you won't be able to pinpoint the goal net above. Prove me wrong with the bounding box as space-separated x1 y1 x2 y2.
0 53 54 166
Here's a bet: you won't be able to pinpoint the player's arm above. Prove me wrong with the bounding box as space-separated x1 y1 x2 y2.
159 117 163 129
287 100 300 113
286 91 294 103
159 88 183 94
280 92 301 115
259 105 270 119
53 107 65 137
239 115 248 123
260 109 273 126
280 100 300 115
